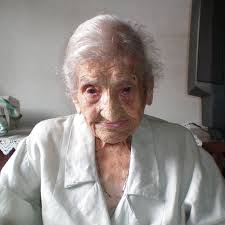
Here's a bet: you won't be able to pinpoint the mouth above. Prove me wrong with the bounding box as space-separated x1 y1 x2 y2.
95 119 129 129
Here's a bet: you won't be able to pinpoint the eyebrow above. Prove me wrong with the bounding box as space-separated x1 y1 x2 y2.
79 74 138 86
112 74 138 84
79 76 99 85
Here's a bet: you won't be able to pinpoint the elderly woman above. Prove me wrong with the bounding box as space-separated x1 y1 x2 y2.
0 15 225 225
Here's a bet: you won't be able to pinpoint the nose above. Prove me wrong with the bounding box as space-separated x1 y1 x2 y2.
99 91 124 121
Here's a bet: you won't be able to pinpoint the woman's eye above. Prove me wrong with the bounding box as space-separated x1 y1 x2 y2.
122 86 132 94
86 87 97 94
84 86 101 102
120 86 135 102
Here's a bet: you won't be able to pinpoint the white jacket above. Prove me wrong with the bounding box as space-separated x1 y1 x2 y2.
0 114 225 225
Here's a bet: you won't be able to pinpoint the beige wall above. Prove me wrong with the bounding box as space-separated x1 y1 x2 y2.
0 0 201 126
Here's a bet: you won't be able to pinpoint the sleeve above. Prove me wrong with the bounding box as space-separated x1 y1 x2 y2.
183 132 225 225
0 137 42 225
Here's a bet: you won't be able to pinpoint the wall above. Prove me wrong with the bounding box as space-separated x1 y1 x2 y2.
0 0 201 127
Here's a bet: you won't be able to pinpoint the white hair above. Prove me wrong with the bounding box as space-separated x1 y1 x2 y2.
62 14 161 97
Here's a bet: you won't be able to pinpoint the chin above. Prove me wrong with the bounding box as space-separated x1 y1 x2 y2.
91 119 141 144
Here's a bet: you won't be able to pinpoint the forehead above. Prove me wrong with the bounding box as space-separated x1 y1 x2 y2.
76 56 143 83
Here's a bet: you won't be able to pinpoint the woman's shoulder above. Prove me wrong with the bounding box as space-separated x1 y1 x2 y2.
29 114 77 138
23 114 82 153
142 114 191 137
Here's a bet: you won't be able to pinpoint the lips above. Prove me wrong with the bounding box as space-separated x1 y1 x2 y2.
95 119 128 129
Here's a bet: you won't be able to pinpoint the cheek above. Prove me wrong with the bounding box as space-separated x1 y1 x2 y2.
119 92 135 105
120 90 145 117
78 97 100 123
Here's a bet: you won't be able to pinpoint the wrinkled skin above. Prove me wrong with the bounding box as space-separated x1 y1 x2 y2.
95 138 131 215
74 56 148 145
74 55 153 214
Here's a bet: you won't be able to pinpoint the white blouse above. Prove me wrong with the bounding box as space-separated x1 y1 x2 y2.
0 114 225 225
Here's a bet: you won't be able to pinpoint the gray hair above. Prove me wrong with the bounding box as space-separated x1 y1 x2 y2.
63 14 161 97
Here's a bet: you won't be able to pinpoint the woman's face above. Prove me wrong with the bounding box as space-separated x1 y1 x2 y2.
74 56 151 144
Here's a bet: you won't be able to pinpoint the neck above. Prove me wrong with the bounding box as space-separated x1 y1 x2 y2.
95 136 132 151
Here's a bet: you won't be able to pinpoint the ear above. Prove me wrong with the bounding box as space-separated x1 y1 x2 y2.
146 89 153 105
145 78 154 105
72 97 81 114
